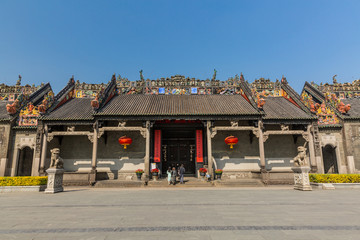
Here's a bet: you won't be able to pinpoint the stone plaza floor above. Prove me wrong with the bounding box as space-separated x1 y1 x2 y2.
0 186 359 240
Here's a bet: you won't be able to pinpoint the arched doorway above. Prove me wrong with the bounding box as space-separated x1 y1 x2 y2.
322 145 338 174
17 147 34 176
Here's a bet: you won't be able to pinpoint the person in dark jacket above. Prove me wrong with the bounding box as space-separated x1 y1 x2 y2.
179 164 186 184
171 167 177 185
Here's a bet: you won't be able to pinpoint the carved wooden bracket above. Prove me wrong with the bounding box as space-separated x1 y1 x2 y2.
280 124 289 131
98 129 105 138
67 126 75 132
140 129 147 138
263 133 269 142
118 121 126 127
302 133 310 142
47 135 54 142
230 121 238 127
210 129 217 138
252 129 260 138
88 134 94 143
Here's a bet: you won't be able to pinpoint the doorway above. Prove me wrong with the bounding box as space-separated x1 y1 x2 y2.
17 147 34 176
161 128 196 175
322 145 338 174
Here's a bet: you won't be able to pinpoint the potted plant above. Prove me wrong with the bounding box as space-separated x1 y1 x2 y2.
215 169 223 179
199 168 207 176
135 169 144 180
151 168 159 176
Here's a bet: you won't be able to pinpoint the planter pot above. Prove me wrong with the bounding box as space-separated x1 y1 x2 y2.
215 173 222 180
136 173 142 180
200 172 206 176
152 172 159 176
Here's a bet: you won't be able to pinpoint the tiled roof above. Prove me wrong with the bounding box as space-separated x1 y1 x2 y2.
342 98 360 119
96 95 260 116
0 101 12 121
263 97 314 119
43 98 93 120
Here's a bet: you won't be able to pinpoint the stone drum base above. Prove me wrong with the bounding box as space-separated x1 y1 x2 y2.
291 166 312 191
45 168 65 194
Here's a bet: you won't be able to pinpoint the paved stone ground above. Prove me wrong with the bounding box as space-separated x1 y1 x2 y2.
0 187 360 240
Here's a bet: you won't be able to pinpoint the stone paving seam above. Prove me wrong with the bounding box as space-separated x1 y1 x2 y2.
0 225 360 234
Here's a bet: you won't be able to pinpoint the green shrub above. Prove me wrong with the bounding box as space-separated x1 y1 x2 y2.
0 176 47 186
309 174 360 183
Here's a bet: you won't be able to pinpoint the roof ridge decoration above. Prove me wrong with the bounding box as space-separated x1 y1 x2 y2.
0 75 41 101
249 76 308 113
6 92 29 115
48 76 76 112
91 74 117 111
315 75 360 99
238 73 261 112
301 90 341 125
18 84 54 126
115 71 260 100
280 77 312 114
303 81 325 103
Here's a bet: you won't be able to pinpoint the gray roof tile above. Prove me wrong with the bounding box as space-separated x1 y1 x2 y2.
43 98 93 120
263 97 313 119
342 98 360 119
97 95 260 116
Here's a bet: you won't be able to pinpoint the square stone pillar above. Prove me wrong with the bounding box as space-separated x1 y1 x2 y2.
144 121 151 179
39 124 48 176
291 166 312 191
206 121 213 180
45 168 64 194
0 158 7 176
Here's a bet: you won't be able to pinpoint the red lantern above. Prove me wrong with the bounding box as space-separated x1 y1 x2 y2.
225 136 238 149
118 136 132 149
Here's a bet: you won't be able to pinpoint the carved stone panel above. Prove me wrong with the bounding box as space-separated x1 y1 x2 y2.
17 136 35 149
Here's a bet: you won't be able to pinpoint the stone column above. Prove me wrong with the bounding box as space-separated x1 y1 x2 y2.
144 121 151 179
258 120 266 170
307 125 317 172
89 123 98 184
207 121 213 180
39 124 48 175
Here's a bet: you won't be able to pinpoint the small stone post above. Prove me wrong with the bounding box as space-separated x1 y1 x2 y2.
45 148 64 194
291 146 312 191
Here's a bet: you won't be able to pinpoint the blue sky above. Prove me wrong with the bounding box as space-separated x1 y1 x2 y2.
0 0 359 93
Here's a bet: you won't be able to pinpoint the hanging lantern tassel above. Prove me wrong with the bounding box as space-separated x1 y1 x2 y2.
225 136 238 149
118 136 132 149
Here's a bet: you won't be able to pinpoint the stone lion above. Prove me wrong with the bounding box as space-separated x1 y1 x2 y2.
50 148 64 169
293 146 307 167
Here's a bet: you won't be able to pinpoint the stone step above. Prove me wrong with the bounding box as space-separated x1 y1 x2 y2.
147 179 213 187
94 180 144 188
213 179 265 187
94 178 265 188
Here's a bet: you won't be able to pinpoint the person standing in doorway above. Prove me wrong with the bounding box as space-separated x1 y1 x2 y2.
179 164 186 184
167 167 172 185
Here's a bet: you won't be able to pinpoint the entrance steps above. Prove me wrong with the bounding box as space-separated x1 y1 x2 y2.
94 180 143 188
148 178 212 187
213 179 265 187
94 177 265 188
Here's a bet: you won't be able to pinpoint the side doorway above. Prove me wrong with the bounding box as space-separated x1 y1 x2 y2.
322 145 338 174
17 146 34 176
